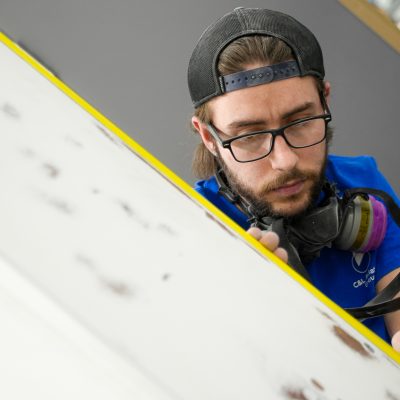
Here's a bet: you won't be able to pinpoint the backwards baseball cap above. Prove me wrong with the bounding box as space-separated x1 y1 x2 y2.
188 7 325 108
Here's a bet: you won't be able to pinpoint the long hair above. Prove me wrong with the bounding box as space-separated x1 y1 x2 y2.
191 36 330 179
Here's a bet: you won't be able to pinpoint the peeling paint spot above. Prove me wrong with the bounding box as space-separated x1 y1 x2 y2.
333 325 372 358
282 387 308 400
363 341 375 355
100 277 134 297
35 191 74 214
316 308 334 321
65 135 83 148
386 390 400 400
158 223 177 236
76 256 133 297
206 212 235 237
162 273 171 281
119 201 134 216
43 163 60 178
2 103 20 119
95 123 121 146
76 254 96 270
310 378 324 392
39 194 72 214
117 200 149 228
20 148 35 158
48 198 73 214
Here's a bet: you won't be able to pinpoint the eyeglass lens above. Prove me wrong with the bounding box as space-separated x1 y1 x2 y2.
230 117 327 162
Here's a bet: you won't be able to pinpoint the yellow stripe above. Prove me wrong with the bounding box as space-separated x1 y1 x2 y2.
1 31 399 364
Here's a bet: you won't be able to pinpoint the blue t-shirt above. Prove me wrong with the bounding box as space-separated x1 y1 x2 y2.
195 155 400 343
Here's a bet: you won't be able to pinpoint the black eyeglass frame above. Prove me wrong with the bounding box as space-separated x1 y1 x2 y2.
207 98 332 163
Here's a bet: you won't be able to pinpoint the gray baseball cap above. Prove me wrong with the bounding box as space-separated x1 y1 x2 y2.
188 8 325 108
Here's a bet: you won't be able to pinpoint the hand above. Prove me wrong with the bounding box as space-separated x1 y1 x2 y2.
391 330 400 352
247 227 288 264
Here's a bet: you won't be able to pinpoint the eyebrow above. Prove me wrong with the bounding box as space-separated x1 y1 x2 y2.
226 101 316 130
281 101 316 119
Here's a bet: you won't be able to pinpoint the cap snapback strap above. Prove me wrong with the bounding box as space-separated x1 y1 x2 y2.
220 60 300 93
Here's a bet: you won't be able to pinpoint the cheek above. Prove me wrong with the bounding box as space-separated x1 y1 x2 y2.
218 147 237 169
229 156 273 187
298 144 326 169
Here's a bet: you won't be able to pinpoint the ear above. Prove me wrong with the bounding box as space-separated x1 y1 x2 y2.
323 81 331 105
191 116 217 155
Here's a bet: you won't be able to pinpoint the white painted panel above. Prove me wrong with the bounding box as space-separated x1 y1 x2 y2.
0 38 399 399
0 255 173 399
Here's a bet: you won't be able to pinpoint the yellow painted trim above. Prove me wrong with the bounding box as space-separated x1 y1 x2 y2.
339 0 400 53
1 31 399 364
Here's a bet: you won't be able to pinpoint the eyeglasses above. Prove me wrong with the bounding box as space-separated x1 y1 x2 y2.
207 107 332 163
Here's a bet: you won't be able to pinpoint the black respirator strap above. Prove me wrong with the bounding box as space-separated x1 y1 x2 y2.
345 187 400 227
215 168 312 281
364 271 400 306
215 173 400 318
345 272 400 320
345 299 400 320
268 219 312 282
215 168 254 215
215 168 239 204
215 168 259 224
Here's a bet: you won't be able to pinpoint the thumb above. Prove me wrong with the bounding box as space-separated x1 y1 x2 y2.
391 330 400 352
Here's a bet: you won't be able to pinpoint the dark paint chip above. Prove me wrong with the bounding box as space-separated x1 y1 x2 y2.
75 254 96 270
282 387 308 400
310 378 324 391
95 123 121 146
48 198 73 214
101 278 134 297
205 212 235 237
118 200 150 228
2 103 20 119
20 148 35 158
316 308 334 322
386 390 400 400
363 341 375 354
162 273 171 281
119 201 134 216
332 325 372 358
43 163 60 178
65 135 83 148
158 223 177 236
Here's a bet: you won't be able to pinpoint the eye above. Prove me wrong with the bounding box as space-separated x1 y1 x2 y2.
296 119 313 127
235 133 270 145
241 134 258 142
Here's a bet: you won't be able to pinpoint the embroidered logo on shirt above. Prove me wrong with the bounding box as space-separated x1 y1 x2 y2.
352 252 370 274
352 252 375 288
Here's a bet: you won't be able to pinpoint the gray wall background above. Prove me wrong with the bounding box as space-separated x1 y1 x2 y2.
1 0 399 192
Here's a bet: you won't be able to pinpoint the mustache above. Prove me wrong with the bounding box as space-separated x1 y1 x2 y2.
259 168 319 193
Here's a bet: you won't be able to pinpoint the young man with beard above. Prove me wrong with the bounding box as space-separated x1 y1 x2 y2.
187 8 400 351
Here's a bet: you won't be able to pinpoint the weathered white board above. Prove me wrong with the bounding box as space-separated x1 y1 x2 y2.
0 33 399 400
0 254 174 400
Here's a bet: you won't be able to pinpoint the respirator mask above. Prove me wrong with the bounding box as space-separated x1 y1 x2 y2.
215 168 400 320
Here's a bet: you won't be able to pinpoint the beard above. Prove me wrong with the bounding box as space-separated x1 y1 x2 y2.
216 148 328 220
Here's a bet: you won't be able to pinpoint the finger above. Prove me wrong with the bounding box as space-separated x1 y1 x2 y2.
391 330 400 352
259 231 280 251
247 227 262 240
274 247 289 263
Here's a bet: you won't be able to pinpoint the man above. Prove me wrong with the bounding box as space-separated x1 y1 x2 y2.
187 8 400 351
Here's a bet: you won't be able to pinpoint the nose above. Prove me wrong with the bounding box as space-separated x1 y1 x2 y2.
268 135 299 171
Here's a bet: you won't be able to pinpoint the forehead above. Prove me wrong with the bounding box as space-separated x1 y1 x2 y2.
209 76 320 126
